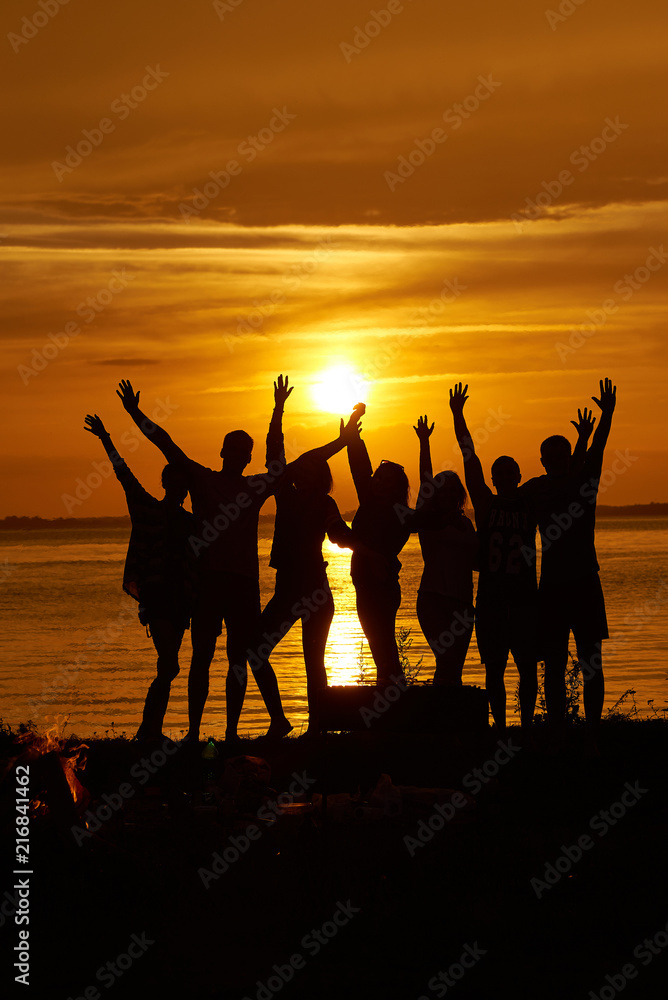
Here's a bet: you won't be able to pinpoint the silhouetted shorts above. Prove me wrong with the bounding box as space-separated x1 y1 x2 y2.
190 570 260 645
475 598 539 665
539 572 609 652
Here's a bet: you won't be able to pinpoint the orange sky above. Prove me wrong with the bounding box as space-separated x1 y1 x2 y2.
2 0 667 517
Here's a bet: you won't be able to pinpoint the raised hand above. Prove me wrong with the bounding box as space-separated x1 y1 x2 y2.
84 414 108 438
571 407 596 441
274 374 293 407
116 379 140 413
449 382 469 414
413 415 434 441
592 377 616 415
340 405 364 444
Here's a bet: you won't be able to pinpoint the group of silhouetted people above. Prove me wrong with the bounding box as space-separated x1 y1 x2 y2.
84 375 617 747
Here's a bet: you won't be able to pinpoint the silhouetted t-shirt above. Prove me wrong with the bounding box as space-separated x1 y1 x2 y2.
270 485 353 582
182 423 284 579
114 460 196 613
185 464 281 579
418 512 476 604
475 494 537 604
520 466 600 586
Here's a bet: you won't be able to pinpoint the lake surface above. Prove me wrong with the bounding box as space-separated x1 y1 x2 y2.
1 519 666 738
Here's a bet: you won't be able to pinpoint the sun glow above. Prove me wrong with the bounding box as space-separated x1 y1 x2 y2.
311 365 368 415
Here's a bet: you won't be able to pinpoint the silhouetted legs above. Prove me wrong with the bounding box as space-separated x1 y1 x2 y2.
252 575 334 733
541 576 607 736
301 590 334 731
477 601 538 731
486 656 537 731
188 570 289 741
136 618 185 740
416 590 473 685
355 580 403 685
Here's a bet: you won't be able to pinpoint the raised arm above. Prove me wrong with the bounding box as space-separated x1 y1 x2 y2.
413 415 434 480
266 374 292 468
346 407 374 504
298 403 365 469
413 415 435 508
84 414 124 468
585 377 616 476
449 383 489 510
570 407 596 471
84 413 149 505
116 380 189 464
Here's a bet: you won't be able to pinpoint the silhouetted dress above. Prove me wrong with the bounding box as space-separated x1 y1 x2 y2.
254 482 353 725
416 508 476 684
348 437 415 684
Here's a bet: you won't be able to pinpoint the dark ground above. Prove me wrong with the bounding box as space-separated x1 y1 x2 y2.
1 719 667 1000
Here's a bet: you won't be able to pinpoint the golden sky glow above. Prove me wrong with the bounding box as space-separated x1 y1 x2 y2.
1 0 667 516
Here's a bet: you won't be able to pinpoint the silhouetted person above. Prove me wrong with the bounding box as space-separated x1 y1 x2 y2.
84 413 196 741
413 415 477 685
520 378 617 740
116 376 293 743
449 383 538 732
346 412 416 685
250 408 362 734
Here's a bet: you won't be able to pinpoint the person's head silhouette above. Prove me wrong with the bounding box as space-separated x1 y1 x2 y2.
491 455 521 496
161 464 188 504
221 430 254 473
290 455 333 494
372 460 409 505
540 435 571 476
431 470 467 512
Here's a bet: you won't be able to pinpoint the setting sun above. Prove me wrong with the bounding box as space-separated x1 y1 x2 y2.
311 365 368 415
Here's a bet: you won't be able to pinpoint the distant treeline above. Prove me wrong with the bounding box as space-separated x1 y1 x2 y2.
2 503 668 530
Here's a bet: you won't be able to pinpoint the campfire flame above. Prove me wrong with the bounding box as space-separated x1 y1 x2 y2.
18 719 89 813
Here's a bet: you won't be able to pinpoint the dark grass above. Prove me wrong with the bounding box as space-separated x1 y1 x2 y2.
1 718 667 999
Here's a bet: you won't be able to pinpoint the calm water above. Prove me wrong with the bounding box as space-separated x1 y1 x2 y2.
1 520 667 738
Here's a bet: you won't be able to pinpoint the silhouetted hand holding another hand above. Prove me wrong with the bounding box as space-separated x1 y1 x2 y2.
339 403 365 444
